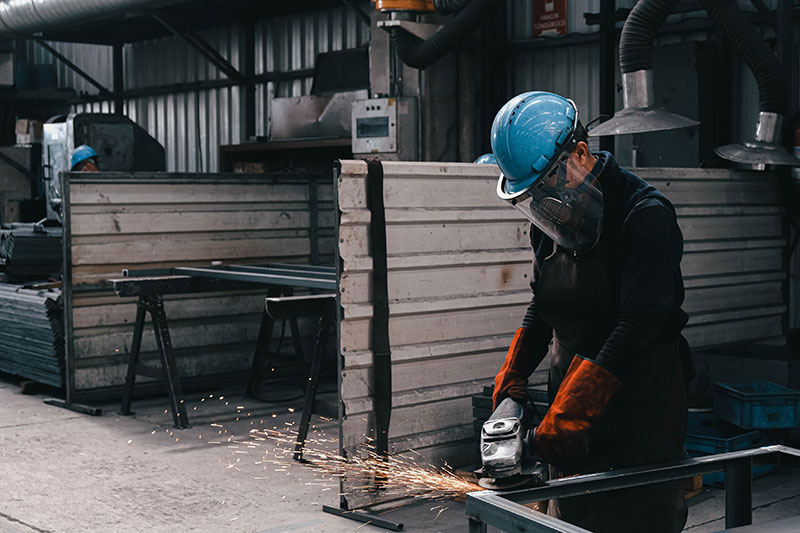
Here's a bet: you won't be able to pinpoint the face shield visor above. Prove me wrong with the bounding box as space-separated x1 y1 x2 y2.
498 151 604 254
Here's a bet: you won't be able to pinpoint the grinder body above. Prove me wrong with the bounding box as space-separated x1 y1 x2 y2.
480 397 533 479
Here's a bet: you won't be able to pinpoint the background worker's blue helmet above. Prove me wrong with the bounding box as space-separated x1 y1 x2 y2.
71 145 98 170
474 153 497 164
491 91 579 196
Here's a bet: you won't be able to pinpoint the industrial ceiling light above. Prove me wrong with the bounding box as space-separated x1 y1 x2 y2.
590 0 699 137
715 111 800 167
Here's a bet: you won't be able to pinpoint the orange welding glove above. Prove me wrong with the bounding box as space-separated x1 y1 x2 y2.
492 328 539 410
534 355 622 465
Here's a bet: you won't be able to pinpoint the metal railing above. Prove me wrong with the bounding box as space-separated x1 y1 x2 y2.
466 445 800 532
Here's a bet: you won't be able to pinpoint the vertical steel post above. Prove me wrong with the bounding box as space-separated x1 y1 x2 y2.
777 0 795 114
599 0 616 152
724 457 753 528
113 43 124 115
468 517 487 533
244 22 256 140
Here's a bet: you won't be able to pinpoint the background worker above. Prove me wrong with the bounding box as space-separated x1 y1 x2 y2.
71 145 99 172
490 91 692 532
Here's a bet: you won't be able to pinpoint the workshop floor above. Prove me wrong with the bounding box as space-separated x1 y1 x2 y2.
0 375 798 533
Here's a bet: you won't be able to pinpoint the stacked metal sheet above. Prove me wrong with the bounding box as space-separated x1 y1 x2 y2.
0 223 62 280
0 283 64 387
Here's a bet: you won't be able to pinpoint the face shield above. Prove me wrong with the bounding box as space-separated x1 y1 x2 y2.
498 151 604 254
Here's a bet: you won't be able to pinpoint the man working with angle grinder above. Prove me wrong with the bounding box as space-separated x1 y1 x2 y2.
483 91 692 532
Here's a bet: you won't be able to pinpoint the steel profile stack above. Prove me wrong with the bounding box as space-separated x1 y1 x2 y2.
0 283 64 387
0 223 62 280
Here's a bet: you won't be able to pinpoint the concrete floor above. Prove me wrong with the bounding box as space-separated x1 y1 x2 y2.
0 375 798 533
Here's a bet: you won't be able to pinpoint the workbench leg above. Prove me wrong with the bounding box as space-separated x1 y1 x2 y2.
149 295 190 429
294 314 331 462
468 518 487 533
119 297 147 416
247 310 276 397
289 317 305 366
725 457 753 528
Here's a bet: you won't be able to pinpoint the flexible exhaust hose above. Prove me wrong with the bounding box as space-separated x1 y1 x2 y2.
698 0 785 113
619 0 679 73
433 0 471 14
391 0 502 69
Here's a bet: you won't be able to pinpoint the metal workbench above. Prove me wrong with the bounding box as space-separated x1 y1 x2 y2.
466 445 800 532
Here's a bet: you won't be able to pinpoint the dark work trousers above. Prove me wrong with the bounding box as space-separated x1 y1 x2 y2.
536 240 688 533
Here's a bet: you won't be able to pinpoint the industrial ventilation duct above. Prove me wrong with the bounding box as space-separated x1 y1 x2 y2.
0 0 179 38
390 0 502 69
698 0 800 167
590 0 699 136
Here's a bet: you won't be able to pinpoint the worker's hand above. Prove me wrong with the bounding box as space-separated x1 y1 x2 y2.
493 328 538 410
534 355 622 465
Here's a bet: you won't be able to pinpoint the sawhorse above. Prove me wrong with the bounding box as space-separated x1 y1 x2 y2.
248 293 337 461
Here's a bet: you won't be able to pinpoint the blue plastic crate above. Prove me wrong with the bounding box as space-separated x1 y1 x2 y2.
684 412 779 487
714 381 800 429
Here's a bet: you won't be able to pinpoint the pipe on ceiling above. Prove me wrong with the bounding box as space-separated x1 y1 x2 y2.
0 0 176 38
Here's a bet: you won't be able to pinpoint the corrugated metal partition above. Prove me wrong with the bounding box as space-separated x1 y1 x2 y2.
637 168 786 347
67 6 369 172
336 160 537 509
61 172 334 401
336 161 786 509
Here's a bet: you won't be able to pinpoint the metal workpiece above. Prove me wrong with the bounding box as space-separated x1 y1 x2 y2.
269 90 368 141
465 445 800 532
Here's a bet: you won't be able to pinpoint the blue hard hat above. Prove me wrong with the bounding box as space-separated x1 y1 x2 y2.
491 92 578 196
474 153 497 164
71 145 98 170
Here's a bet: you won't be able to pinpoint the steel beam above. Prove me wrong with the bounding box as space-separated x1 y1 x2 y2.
465 446 800 532
32 37 112 96
173 267 336 290
598 0 616 152
244 22 256 140
113 43 124 115
150 14 247 85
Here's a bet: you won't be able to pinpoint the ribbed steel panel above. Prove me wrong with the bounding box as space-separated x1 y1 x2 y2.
62 171 334 398
62 7 366 171
254 6 370 135
337 160 537 509
336 161 786 509
27 40 113 95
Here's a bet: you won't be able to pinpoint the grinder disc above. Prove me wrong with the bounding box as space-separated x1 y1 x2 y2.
477 474 532 491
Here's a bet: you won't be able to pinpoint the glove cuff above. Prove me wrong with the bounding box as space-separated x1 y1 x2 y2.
535 355 622 464
493 327 536 409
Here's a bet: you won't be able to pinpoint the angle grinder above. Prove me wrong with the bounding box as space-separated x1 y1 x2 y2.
477 397 547 490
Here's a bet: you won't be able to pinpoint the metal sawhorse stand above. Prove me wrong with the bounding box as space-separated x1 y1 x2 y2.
111 264 336 429
247 293 337 461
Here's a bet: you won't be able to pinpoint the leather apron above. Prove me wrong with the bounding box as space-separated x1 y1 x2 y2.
536 236 688 533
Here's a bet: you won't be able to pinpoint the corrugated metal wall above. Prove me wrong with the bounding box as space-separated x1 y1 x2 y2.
28 6 368 172
335 160 785 508
23 3 797 171
336 160 542 509
62 172 334 400
506 0 798 146
637 168 786 348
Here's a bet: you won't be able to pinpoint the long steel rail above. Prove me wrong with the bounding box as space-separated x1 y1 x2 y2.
466 445 800 532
